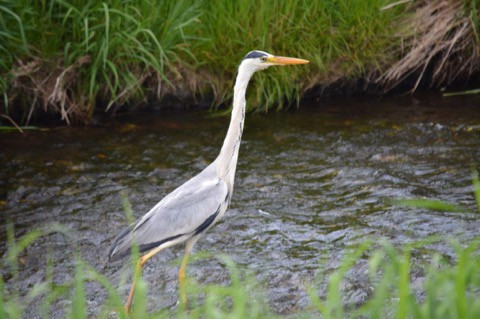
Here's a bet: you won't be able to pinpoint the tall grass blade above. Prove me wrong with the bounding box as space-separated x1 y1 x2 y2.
70 260 87 319
395 198 469 212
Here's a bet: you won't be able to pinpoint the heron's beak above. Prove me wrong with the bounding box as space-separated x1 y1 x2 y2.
267 56 309 65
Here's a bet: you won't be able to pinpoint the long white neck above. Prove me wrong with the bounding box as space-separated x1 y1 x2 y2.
216 63 256 190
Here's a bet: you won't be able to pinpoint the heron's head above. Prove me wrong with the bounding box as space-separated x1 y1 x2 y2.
240 50 309 73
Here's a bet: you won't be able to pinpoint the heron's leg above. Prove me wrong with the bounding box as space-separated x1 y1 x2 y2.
179 237 198 307
124 245 165 313
124 258 144 312
178 250 190 305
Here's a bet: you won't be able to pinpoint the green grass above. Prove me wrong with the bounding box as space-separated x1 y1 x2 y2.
1 0 203 123
444 88 480 96
0 0 412 123
2 0 479 124
198 0 402 111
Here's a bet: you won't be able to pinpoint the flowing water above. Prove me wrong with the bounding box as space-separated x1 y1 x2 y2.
1 94 480 317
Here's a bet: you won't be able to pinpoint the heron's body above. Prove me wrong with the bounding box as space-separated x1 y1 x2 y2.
109 162 227 262
108 50 308 312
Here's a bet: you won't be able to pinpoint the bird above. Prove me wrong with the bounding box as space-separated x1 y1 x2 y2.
108 50 309 312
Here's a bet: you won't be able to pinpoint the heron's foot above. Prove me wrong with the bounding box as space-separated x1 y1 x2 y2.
123 293 135 314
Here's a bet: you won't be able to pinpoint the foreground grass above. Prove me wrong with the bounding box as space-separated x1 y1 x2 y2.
1 0 478 124
2 226 480 318
2 172 480 318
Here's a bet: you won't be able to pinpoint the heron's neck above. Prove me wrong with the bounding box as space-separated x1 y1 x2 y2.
216 65 254 187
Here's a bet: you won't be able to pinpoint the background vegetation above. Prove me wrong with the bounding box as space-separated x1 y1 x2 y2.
0 0 479 124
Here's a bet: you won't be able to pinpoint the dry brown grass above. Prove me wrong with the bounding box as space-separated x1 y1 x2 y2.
10 56 92 125
7 57 205 125
380 0 480 92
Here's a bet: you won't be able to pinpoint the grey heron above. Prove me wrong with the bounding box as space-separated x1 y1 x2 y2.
108 50 309 312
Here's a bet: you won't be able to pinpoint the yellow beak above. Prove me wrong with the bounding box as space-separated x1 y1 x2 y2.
267 56 309 65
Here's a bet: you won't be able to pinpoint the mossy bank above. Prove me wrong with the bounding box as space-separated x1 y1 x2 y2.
1 0 479 124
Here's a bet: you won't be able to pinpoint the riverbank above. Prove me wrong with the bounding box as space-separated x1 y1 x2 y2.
1 0 479 125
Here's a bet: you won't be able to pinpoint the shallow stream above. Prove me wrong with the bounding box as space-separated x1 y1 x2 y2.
1 94 480 317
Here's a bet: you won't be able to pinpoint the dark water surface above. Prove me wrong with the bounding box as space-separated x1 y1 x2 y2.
1 95 480 317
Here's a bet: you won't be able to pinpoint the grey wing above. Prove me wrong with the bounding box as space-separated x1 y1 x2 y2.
109 173 228 261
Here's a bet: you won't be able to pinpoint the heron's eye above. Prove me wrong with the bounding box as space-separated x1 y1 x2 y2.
260 56 267 62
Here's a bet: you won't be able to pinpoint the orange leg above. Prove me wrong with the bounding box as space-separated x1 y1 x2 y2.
124 258 143 313
124 245 165 313
123 238 198 313
178 248 190 306
178 238 197 308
